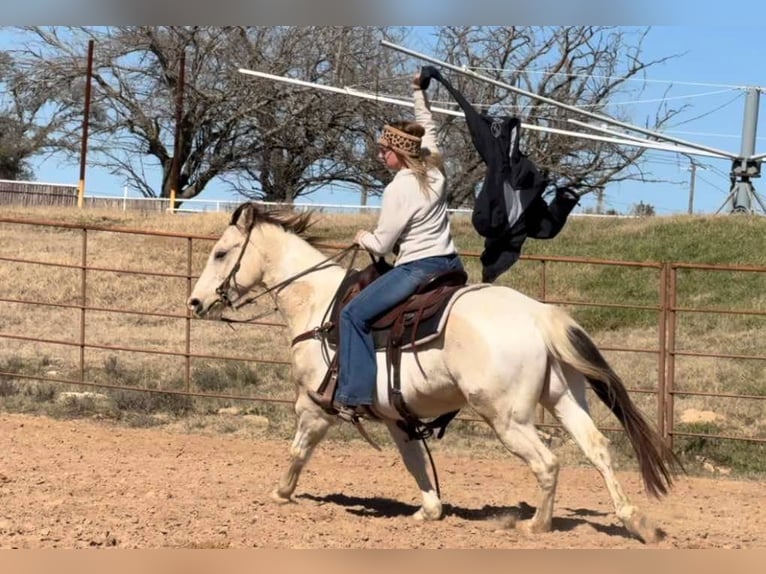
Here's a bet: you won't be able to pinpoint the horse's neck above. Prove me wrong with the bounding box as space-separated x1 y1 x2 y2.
264 232 345 337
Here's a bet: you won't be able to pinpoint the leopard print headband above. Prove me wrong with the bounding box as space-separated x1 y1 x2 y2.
378 125 421 158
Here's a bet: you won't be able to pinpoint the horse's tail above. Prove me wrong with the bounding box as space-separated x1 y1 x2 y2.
536 306 680 498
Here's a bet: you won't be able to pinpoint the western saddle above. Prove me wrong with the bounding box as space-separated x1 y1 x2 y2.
292 258 467 439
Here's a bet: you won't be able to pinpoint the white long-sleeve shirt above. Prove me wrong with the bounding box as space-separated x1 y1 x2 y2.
357 90 457 266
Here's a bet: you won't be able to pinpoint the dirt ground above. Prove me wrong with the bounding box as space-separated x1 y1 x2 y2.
0 413 763 549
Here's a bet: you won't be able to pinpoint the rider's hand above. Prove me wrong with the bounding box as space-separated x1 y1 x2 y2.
417 66 438 90
412 73 422 89
353 230 368 245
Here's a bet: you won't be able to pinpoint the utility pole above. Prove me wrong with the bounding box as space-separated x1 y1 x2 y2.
683 155 706 215
77 39 94 209
688 161 696 215
595 187 605 214
169 50 186 214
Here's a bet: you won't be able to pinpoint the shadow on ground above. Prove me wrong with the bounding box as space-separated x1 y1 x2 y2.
298 493 637 540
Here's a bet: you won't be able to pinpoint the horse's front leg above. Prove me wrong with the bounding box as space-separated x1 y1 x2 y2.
385 420 442 521
271 393 334 504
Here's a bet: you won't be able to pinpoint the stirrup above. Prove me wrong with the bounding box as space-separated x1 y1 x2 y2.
335 404 372 424
306 389 337 415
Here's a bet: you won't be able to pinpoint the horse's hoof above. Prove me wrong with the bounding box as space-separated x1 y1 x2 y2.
627 518 665 544
519 518 551 535
270 489 292 505
413 506 442 521
639 528 665 544
620 508 665 544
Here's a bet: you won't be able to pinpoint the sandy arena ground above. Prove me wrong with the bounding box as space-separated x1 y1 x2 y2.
0 413 763 549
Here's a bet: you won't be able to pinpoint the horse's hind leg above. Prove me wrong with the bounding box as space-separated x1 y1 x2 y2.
385 421 442 521
270 398 333 504
483 413 560 534
546 377 663 543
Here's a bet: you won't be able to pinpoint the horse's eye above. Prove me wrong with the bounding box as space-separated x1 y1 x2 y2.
214 250 227 260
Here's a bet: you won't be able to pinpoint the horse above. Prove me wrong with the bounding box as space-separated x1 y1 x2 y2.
187 202 679 543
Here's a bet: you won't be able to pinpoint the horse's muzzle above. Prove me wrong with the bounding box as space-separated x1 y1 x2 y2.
187 297 205 317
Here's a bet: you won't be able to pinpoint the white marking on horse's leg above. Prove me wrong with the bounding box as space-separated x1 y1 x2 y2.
488 417 559 534
386 421 442 521
270 404 332 504
550 392 663 543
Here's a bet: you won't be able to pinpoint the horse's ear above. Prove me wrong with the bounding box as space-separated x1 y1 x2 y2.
232 202 256 233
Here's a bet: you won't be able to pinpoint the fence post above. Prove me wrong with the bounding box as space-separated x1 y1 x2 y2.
185 237 193 393
665 264 678 450
657 263 668 440
79 228 88 383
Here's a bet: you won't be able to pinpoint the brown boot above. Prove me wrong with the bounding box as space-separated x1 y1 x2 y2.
306 389 337 414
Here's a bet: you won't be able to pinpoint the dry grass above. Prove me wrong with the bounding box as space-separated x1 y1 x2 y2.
0 204 764 475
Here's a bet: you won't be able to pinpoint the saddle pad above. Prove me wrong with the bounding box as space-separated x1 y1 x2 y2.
395 283 489 350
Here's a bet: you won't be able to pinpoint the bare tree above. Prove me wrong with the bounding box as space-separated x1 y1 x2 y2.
429 26 685 206
15 26 410 201
0 50 73 180
12 27 684 206
227 26 413 201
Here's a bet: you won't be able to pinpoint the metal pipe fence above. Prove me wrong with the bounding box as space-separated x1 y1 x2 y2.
0 216 763 450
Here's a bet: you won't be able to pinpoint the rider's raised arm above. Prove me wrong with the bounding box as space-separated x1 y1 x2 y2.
413 86 440 157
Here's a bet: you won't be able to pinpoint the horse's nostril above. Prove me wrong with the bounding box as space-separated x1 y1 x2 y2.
188 297 201 311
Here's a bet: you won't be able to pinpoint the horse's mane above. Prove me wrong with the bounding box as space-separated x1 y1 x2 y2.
230 201 317 241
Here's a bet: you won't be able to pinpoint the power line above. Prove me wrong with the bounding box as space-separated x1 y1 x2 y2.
369 88 739 114
468 66 762 91
503 89 738 110
669 91 746 128
696 172 729 194
665 129 766 141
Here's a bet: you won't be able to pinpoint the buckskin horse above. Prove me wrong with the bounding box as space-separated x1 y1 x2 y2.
187 202 678 543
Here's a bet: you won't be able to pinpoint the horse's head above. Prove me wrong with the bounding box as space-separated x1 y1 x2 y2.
187 202 316 319
187 202 270 318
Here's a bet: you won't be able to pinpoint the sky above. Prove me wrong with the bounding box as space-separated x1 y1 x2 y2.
586 26 766 215
4 23 766 216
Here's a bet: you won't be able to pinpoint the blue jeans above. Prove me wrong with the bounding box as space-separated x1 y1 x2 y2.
336 253 465 406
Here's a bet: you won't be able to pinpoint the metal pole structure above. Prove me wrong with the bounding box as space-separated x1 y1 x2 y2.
728 88 761 213
568 118 728 160
77 39 95 209
238 68 725 160
381 40 740 161
169 50 186 214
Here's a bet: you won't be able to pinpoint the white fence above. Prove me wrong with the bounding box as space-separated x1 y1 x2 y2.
1 179 627 218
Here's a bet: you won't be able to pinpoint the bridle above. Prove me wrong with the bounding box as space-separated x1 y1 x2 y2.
214 217 257 311
212 219 359 322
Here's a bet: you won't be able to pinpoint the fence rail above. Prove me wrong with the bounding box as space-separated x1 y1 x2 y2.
0 215 763 451
1 182 634 217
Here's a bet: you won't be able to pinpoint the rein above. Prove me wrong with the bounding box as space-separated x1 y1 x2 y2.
217 240 359 324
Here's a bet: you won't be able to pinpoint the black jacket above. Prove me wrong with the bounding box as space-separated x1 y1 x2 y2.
419 66 578 282
480 188 579 282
